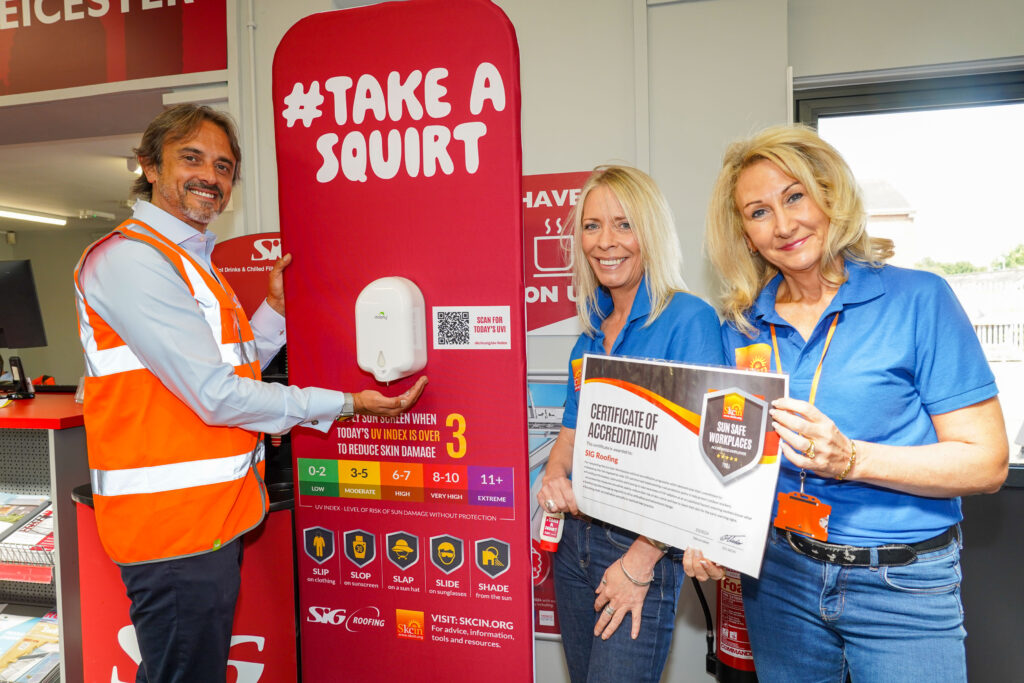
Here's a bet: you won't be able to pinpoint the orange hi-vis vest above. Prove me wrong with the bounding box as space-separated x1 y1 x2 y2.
74 219 267 565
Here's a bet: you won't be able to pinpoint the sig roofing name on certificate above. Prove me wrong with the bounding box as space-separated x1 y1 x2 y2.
572 354 788 577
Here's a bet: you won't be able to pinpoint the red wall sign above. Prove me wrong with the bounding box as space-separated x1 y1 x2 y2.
523 171 589 334
212 233 283 317
0 0 226 96
272 1 530 680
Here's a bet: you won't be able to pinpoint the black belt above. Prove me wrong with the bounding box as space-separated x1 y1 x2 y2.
574 513 619 531
782 526 957 567
573 513 640 539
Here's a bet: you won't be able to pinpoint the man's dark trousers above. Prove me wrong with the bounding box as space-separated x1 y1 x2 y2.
120 539 243 683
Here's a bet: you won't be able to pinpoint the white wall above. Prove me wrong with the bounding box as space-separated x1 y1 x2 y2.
234 0 333 239
788 0 1024 77
648 0 789 300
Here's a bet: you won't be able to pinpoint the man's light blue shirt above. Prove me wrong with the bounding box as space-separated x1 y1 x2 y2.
78 201 345 434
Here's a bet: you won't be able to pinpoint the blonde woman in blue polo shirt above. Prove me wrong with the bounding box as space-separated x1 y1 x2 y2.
537 165 725 682
695 125 1008 682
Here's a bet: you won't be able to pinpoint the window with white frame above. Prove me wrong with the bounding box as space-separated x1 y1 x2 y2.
796 65 1024 462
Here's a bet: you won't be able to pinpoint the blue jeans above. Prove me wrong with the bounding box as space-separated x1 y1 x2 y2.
741 527 966 683
552 515 684 683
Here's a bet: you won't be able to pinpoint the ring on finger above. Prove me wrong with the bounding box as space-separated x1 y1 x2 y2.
545 499 556 511
804 438 815 460
603 605 615 616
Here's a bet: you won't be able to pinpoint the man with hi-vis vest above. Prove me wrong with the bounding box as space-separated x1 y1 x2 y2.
74 103 428 683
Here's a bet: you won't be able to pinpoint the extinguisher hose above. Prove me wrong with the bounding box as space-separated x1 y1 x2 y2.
690 577 716 659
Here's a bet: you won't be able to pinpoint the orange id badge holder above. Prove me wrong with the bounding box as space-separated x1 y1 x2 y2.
774 486 831 542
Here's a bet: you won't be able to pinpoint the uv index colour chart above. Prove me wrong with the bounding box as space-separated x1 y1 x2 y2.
298 459 515 509
297 411 516 510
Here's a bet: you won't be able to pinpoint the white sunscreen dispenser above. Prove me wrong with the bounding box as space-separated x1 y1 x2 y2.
355 277 427 383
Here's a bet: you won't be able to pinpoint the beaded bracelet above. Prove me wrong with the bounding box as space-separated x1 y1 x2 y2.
618 556 653 586
836 440 857 481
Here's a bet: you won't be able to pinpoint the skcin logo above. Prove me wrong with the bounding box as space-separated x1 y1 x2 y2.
395 609 424 641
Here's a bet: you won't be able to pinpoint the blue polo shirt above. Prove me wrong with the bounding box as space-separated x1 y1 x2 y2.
562 277 726 430
722 261 997 545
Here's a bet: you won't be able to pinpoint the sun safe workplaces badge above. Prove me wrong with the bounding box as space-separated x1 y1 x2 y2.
699 389 768 483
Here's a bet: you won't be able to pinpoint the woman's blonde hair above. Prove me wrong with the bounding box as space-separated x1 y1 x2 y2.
705 124 893 336
565 165 687 336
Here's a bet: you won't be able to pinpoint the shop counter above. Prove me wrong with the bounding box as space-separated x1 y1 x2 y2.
0 393 87 682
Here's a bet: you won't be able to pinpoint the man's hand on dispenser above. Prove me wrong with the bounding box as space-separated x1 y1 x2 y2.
354 376 428 417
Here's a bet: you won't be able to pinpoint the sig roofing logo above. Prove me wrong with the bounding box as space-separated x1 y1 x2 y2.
306 605 386 632
395 609 424 641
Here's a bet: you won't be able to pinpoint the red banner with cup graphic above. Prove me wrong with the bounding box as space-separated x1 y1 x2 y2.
272 1 530 680
523 172 589 335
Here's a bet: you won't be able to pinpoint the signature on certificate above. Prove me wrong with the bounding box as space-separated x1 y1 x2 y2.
720 534 746 547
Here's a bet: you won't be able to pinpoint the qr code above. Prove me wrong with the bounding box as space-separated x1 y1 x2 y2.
436 310 470 346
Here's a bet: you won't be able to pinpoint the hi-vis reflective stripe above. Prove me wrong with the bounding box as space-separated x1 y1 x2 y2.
91 442 265 497
81 339 254 377
76 298 147 377
220 340 257 367
76 224 255 377
180 255 223 333
84 345 146 377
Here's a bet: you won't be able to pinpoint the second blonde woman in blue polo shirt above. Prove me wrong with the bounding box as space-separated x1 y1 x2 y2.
536 165 725 683
694 124 1008 682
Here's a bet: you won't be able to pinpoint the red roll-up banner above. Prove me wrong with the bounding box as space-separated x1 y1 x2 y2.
272 1 530 680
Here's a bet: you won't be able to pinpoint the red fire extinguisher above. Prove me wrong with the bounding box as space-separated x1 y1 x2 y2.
692 570 758 682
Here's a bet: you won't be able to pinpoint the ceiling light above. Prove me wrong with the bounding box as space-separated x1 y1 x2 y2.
78 209 116 221
0 208 66 226
127 157 142 175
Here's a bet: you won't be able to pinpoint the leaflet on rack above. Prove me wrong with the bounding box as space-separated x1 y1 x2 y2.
1 510 53 553
0 497 50 544
0 608 58 683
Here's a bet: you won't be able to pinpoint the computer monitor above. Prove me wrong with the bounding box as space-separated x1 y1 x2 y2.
0 260 47 349
0 260 47 399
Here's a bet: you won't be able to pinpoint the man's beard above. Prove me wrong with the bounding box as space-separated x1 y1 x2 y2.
160 180 223 226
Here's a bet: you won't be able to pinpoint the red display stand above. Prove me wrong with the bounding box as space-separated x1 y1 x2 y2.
273 1 531 680
76 500 298 683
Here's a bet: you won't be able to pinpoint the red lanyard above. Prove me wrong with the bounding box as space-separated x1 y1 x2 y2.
770 313 839 406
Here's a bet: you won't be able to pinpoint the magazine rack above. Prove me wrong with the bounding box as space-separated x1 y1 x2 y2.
0 542 54 569
0 394 87 682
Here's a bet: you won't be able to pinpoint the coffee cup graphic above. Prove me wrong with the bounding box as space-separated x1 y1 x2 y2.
534 235 573 275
